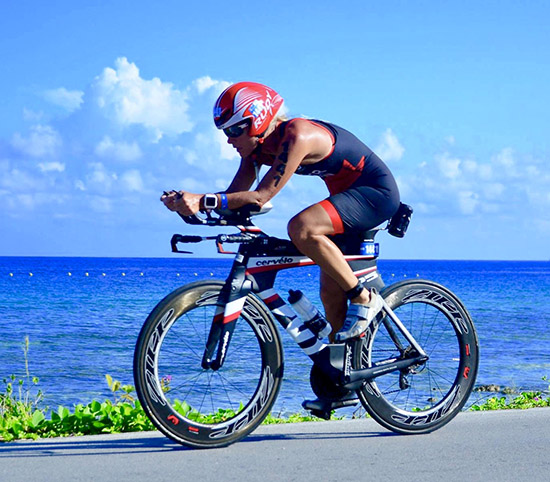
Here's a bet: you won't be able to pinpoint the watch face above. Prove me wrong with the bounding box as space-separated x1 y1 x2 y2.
204 195 217 209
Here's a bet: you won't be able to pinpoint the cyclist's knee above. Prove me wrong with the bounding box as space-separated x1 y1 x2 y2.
288 209 335 247
287 214 309 244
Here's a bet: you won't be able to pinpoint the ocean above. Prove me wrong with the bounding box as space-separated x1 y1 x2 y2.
1 256 549 415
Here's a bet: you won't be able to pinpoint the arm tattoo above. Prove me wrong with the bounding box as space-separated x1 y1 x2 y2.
273 141 290 187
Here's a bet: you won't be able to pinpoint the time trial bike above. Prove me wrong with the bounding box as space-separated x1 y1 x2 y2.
133 203 479 448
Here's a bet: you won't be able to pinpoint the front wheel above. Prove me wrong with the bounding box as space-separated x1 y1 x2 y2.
356 280 479 434
133 281 284 448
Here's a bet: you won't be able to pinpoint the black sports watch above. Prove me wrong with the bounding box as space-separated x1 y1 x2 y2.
203 193 218 210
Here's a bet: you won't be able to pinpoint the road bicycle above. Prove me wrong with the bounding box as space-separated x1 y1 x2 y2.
133 203 479 448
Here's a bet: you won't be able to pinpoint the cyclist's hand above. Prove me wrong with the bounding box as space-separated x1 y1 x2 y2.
161 190 182 212
161 190 202 216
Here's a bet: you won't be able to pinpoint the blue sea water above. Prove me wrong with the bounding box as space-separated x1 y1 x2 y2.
1 256 550 414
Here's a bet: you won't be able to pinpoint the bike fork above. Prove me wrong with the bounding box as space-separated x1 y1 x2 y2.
202 264 251 370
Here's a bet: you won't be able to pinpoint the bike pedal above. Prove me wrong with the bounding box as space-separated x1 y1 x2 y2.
302 397 359 420
302 400 331 420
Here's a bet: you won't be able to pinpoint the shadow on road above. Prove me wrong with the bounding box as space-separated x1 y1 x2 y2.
243 428 397 444
0 435 183 457
0 425 396 457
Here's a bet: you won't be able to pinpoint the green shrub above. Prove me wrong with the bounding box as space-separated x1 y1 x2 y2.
470 390 550 411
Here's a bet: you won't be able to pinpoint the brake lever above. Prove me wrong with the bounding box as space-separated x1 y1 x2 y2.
170 234 194 253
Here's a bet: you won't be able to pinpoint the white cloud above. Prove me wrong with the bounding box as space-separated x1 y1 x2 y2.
192 76 229 95
121 169 144 192
92 57 192 140
0 168 42 194
483 182 505 200
17 194 35 210
95 136 142 162
84 162 118 194
435 152 462 179
38 161 65 172
89 196 112 213
43 87 84 112
400 140 550 223
375 128 404 163
494 148 515 169
23 108 44 122
458 191 479 215
1 59 241 228
11 124 62 158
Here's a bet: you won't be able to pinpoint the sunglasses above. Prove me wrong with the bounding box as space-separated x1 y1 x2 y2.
223 121 249 138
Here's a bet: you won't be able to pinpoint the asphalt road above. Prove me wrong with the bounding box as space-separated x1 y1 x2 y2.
1 408 549 482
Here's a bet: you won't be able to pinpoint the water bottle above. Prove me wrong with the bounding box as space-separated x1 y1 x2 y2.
288 290 332 338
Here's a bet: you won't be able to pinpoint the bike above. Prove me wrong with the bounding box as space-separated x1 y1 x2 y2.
133 203 479 448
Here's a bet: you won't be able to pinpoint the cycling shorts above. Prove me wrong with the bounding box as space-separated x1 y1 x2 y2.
320 184 400 237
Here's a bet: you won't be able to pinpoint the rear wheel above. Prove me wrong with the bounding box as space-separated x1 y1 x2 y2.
356 280 479 434
133 281 284 448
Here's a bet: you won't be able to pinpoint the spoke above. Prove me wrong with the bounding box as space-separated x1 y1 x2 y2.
165 371 205 397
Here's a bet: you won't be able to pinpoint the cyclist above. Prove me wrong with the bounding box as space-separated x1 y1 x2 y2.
161 81 400 343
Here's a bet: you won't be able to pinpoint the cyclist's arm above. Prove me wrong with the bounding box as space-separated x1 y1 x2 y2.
225 157 257 193
162 156 261 215
166 121 326 214
222 123 318 209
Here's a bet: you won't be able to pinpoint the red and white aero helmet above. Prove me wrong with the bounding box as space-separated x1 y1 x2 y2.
213 82 284 137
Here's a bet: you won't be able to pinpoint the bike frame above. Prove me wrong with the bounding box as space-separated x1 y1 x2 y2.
173 216 428 391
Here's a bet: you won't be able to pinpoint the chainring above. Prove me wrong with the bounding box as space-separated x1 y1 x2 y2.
309 363 350 401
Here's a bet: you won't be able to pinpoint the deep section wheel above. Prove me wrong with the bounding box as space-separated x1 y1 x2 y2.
134 281 283 448
356 280 479 434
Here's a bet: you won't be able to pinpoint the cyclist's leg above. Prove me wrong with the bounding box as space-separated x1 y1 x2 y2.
287 203 371 304
320 233 367 338
319 270 346 339
288 187 399 340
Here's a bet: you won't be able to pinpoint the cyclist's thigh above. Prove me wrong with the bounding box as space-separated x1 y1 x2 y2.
288 202 337 236
328 185 399 232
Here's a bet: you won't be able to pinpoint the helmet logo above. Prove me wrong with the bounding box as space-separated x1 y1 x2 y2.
249 100 265 118
213 106 222 118
251 91 274 130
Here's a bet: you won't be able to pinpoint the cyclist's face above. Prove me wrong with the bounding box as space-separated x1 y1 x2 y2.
226 126 257 158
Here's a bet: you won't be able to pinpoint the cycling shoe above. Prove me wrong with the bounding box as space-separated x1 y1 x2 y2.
335 288 384 342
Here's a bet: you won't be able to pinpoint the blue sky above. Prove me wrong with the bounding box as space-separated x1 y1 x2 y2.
1 1 549 259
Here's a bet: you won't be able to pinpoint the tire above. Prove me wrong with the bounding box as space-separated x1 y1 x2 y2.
133 281 284 448
356 279 479 434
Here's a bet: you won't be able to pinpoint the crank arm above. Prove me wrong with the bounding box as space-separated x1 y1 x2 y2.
344 355 428 389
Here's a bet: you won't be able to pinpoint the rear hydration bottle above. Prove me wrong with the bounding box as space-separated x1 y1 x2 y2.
387 203 413 238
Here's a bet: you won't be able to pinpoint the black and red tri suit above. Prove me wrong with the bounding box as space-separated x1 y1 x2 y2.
281 119 400 237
